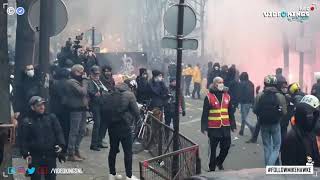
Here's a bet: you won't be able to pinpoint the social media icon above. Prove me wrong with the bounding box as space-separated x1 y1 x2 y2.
17 167 25 174
6 7 15 15
16 7 25 16
27 167 36 175
37 166 48 175
7 167 16 175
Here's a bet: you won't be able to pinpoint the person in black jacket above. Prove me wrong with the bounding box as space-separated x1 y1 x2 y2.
206 62 213 88
238 72 255 136
148 70 169 120
108 83 140 180
224 67 239 133
88 66 110 151
101 65 115 92
50 68 70 152
201 77 236 171
207 63 221 89
275 68 287 90
20 96 66 180
136 68 150 103
281 95 320 167
13 64 41 120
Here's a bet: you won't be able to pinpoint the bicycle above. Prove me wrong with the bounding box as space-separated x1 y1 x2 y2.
133 101 153 149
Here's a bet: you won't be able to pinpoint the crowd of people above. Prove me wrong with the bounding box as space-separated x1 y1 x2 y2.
6 45 320 179
200 64 320 171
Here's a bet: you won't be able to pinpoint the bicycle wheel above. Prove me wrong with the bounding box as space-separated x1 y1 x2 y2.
138 123 152 149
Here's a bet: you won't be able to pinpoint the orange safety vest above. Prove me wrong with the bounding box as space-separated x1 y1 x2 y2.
207 92 231 128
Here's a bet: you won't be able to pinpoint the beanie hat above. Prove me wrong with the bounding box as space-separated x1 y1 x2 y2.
152 70 162 77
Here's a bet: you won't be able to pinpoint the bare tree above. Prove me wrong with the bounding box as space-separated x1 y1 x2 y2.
0 0 14 178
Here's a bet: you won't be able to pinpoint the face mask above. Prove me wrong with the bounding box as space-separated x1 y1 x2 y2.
155 76 163 82
214 67 219 71
217 83 224 91
281 88 288 94
26 70 35 77
143 74 148 79
72 74 83 81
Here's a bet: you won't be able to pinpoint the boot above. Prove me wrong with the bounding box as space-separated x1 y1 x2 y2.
126 175 139 180
75 150 86 160
67 154 83 162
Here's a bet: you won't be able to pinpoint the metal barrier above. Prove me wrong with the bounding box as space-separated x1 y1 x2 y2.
139 114 201 180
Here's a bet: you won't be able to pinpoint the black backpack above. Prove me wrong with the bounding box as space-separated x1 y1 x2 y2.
256 91 282 125
108 90 125 123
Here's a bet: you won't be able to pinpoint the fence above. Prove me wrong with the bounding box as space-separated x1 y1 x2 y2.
139 114 201 180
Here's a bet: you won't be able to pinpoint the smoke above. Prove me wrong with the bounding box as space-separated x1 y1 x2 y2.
205 0 320 87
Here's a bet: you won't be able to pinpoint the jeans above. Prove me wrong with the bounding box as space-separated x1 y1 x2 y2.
192 82 201 99
261 123 281 166
240 104 254 134
108 133 133 177
185 76 192 96
91 106 103 147
68 111 87 155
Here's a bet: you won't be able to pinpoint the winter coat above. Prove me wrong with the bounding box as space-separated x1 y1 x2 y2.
164 87 186 114
108 83 140 137
225 69 239 107
192 66 202 84
13 73 41 114
238 73 254 104
64 78 89 111
281 126 320 167
200 87 236 137
207 70 221 89
136 76 150 103
100 74 115 92
148 79 169 109
253 87 288 124
182 67 193 77
49 78 69 114
87 79 109 108
19 111 65 157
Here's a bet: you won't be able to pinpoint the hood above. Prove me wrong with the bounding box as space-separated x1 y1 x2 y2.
139 68 147 76
213 63 220 68
115 83 130 92
263 86 279 93
227 67 236 80
240 72 249 81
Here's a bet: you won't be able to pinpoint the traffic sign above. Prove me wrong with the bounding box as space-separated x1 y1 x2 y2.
163 4 196 36
84 30 103 46
161 37 198 50
28 0 68 37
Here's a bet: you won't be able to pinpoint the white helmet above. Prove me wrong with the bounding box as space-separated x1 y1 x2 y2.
300 95 320 109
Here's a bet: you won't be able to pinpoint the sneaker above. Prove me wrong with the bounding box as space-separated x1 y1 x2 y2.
67 155 83 162
109 174 123 180
90 146 101 151
126 175 139 180
75 150 86 160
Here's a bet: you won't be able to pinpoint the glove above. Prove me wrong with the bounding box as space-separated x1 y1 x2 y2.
54 145 63 154
58 153 66 163
182 111 186 116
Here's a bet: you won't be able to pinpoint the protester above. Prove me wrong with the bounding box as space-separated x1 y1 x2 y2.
148 70 169 121
288 82 305 104
206 62 213 88
101 65 116 92
311 73 320 100
64 64 88 161
279 81 292 145
282 95 320 166
207 63 221 89
108 82 140 180
275 68 287 90
192 64 202 99
182 64 193 97
13 64 41 119
254 75 287 166
88 66 110 151
224 67 239 133
201 77 236 171
20 96 66 180
247 86 262 143
220 65 229 81
164 78 186 127
50 68 70 152
238 72 255 136
136 68 150 103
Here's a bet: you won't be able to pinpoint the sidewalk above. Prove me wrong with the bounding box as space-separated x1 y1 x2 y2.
13 124 151 180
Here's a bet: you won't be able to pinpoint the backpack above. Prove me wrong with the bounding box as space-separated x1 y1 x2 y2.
104 90 125 123
256 91 282 125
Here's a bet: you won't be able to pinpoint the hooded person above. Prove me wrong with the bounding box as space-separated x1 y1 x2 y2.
281 95 320 166
207 63 221 89
201 77 236 171
136 68 150 103
147 70 169 122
